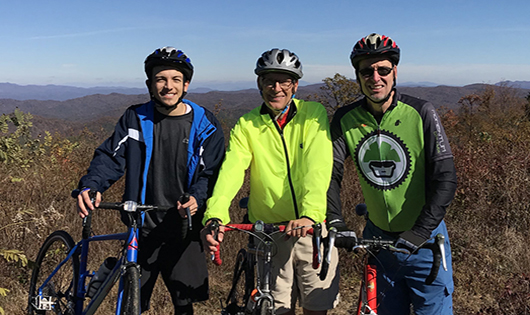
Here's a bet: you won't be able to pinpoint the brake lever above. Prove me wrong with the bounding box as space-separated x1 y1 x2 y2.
327 227 337 264
436 234 447 271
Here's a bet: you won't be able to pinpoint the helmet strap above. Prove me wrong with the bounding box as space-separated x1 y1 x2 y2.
149 88 187 112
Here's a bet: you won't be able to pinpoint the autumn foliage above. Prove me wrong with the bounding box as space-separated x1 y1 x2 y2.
1 80 529 314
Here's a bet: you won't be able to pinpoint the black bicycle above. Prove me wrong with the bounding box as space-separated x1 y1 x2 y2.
209 220 323 315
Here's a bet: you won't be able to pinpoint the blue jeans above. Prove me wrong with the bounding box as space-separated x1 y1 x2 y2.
363 220 454 315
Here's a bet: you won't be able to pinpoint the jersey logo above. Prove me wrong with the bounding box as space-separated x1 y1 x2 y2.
355 129 411 190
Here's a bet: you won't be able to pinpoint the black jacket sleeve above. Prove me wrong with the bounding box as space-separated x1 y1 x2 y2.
326 107 351 228
411 158 457 239
410 102 457 239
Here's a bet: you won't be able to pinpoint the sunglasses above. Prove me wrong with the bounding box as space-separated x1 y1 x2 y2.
359 66 393 78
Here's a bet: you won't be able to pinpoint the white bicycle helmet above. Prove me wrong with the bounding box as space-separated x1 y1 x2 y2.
254 49 303 79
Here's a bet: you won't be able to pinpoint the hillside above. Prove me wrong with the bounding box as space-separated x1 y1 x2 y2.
1 82 529 314
1 83 529 137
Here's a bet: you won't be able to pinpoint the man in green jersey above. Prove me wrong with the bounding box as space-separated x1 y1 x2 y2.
201 49 340 315
327 33 457 314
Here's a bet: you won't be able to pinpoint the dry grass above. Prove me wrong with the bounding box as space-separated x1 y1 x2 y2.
2 86 530 314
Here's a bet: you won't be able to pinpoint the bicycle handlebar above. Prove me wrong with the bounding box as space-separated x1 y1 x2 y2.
72 189 174 213
323 228 447 285
209 221 321 271
96 201 172 212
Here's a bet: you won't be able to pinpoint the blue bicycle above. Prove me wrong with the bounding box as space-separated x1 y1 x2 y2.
27 194 174 315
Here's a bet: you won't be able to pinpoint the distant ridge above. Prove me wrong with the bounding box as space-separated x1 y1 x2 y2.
0 82 146 101
1 81 529 102
497 80 530 89
398 81 440 87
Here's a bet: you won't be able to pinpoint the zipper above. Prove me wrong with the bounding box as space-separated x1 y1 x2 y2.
375 112 390 207
272 120 300 219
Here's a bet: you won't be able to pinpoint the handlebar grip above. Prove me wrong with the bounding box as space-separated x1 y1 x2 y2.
213 244 222 266
319 227 336 281
97 202 123 210
312 224 322 269
425 234 445 285
208 220 222 265
333 231 358 250
82 193 97 239
82 209 92 239
319 247 330 281
425 246 441 285
180 193 191 239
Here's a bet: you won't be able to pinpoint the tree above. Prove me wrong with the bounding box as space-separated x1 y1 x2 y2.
308 73 362 116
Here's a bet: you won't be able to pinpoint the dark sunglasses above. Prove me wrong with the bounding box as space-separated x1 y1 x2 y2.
359 66 393 78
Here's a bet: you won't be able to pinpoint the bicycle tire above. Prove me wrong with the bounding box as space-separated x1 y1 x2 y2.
119 264 140 315
28 230 79 315
257 299 272 315
223 249 251 314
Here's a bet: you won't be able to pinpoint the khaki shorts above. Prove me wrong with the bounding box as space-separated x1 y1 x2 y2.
257 227 340 313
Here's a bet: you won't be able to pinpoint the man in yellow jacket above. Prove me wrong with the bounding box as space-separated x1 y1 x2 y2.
201 49 339 315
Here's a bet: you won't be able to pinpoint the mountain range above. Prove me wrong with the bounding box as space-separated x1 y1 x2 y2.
1 81 528 136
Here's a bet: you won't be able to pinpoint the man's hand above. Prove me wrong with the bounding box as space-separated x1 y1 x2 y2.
285 217 314 238
178 195 198 218
200 220 224 257
327 219 349 232
76 189 101 218
395 230 427 254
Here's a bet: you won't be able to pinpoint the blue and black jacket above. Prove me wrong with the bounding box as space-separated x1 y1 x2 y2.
78 99 225 230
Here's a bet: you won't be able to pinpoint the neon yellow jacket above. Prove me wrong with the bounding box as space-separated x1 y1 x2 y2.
203 98 332 225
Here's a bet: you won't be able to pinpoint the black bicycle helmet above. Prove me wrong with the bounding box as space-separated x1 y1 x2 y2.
255 49 303 80
350 33 400 69
144 47 194 82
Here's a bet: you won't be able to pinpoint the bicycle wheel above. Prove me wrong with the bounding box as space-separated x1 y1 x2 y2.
223 249 251 314
119 264 140 315
28 230 79 315
257 299 272 315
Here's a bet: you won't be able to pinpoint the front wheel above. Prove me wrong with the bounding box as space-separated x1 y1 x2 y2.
257 298 273 315
119 264 140 315
28 230 79 315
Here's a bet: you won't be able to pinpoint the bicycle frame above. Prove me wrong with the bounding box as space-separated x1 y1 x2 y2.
32 206 142 315
356 257 378 315
77 225 138 315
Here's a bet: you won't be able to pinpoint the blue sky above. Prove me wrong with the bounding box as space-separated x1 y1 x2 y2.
1 0 528 90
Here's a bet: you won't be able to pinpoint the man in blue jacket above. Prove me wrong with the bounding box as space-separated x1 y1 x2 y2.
76 47 225 315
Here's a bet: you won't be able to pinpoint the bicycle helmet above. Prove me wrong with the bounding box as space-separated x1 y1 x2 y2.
144 47 194 82
255 49 303 80
350 33 400 69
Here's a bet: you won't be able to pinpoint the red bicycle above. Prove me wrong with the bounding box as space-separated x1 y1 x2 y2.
320 204 447 315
